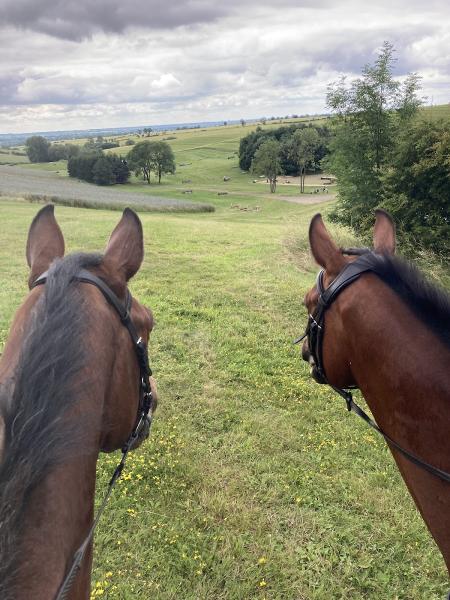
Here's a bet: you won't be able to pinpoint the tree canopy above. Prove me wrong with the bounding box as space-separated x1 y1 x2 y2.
251 139 281 193
68 153 130 185
127 140 175 184
289 128 321 192
326 42 422 235
25 136 50 163
381 120 450 256
239 123 330 175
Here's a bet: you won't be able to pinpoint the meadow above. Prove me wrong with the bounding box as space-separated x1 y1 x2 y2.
0 107 449 598
0 191 449 599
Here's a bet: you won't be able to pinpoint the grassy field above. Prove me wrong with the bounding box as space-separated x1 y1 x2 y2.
0 197 448 599
4 103 449 213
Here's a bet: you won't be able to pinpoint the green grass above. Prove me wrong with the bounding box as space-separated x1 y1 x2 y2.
0 148 29 165
0 197 448 599
6 118 336 209
420 104 450 122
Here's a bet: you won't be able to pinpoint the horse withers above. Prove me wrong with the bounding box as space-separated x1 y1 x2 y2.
301 210 450 577
0 205 158 599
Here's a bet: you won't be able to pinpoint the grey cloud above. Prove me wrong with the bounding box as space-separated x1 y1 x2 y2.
0 0 319 40
0 74 24 104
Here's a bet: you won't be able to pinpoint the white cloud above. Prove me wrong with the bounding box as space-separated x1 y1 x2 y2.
0 1 449 133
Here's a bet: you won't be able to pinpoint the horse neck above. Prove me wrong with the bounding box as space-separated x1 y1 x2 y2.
17 449 99 600
10 376 109 600
336 274 450 571
0 293 113 600
337 275 450 449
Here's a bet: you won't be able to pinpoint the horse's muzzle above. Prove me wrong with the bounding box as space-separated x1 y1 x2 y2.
301 341 326 384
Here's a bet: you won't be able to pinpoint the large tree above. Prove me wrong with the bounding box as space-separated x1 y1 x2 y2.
151 141 176 183
127 140 175 184
251 139 281 193
326 42 422 234
289 127 320 193
127 141 154 183
25 136 50 163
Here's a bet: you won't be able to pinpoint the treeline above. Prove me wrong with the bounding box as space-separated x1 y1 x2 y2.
25 135 122 164
239 123 330 193
68 154 130 186
239 123 331 174
25 136 80 163
327 42 449 256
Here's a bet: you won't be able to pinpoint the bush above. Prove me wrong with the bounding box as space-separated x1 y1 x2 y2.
381 120 450 256
92 156 115 185
68 154 99 182
68 152 130 185
26 136 50 162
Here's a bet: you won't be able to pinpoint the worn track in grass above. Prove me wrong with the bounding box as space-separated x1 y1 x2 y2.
0 165 213 212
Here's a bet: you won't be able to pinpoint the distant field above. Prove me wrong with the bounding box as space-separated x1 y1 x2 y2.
4 104 448 211
0 116 337 212
421 103 450 121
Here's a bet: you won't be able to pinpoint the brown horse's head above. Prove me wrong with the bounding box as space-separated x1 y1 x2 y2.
0 204 160 598
301 209 396 388
25 204 158 453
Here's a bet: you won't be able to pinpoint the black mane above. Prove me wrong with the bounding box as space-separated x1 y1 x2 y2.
355 252 450 348
0 252 101 598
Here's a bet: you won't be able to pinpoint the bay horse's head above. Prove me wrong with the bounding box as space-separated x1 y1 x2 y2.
300 209 396 389
0 205 158 598
24 204 158 453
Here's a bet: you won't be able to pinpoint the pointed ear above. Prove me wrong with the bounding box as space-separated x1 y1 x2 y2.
103 208 144 282
26 204 65 287
373 209 396 254
308 214 345 276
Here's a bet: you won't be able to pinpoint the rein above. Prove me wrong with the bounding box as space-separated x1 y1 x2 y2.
31 269 154 600
296 251 450 485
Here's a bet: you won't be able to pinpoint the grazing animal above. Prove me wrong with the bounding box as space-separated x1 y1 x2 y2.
0 205 158 599
300 210 450 577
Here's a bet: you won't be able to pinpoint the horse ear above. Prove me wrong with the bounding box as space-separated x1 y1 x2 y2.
373 209 396 254
309 214 345 276
103 208 144 282
26 204 65 287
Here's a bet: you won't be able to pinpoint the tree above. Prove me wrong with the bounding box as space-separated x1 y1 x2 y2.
239 123 330 173
92 156 115 185
108 155 130 184
381 120 450 256
25 136 50 162
68 153 100 182
289 127 320 192
251 139 281 193
127 140 175 184
127 141 153 183
47 143 80 162
151 141 176 183
326 42 422 234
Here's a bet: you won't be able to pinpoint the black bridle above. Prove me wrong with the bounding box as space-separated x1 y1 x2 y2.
296 251 450 485
31 268 154 600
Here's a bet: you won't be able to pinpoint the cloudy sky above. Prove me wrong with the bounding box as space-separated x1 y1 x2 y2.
0 0 449 133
